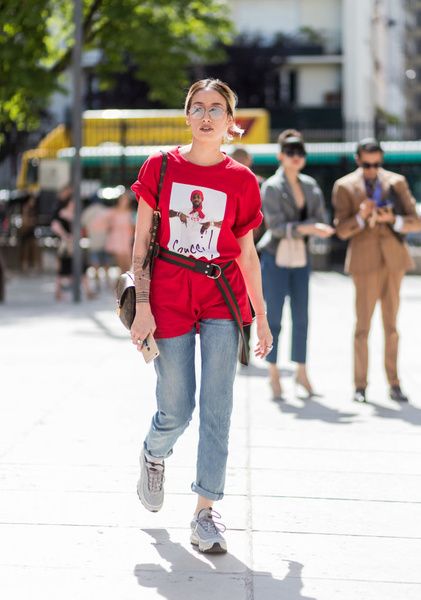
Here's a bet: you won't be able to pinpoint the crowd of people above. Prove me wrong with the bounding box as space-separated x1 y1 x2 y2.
229 132 421 408
8 184 136 300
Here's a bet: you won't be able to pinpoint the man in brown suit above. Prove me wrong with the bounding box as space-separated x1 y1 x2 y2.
332 138 421 403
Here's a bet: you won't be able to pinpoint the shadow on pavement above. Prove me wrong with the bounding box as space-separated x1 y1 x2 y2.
237 364 294 378
274 396 358 425
369 401 421 426
81 313 128 340
134 529 317 600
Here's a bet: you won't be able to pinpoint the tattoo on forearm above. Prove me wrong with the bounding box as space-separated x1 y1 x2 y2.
133 255 151 303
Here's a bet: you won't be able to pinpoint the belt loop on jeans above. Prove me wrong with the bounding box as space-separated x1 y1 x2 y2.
157 247 249 365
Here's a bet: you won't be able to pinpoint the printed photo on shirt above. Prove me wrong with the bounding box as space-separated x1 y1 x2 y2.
168 182 227 260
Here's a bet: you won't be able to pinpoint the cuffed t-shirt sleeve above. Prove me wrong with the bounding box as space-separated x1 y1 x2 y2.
232 173 263 238
130 152 162 209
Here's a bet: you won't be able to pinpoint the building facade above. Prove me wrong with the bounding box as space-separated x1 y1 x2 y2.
45 0 414 143
405 0 421 137
228 0 410 141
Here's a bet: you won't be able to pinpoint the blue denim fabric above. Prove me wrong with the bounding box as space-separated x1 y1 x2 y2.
143 319 239 501
261 250 310 365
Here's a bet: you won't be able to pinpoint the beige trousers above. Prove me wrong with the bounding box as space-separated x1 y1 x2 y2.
352 266 404 389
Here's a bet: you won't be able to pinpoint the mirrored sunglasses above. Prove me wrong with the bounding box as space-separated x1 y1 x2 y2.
189 105 226 120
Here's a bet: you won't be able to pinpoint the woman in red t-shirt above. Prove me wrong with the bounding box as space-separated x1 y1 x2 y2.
130 79 272 554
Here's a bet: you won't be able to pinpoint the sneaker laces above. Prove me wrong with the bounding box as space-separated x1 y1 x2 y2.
196 508 226 534
146 460 164 493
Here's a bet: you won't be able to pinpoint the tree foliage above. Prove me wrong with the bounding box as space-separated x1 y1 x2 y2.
0 0 234 134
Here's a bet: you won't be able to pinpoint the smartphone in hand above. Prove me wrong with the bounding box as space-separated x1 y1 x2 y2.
141 334 160 363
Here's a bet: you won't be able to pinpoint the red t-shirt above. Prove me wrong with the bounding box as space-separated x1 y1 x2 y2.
131 147 263 338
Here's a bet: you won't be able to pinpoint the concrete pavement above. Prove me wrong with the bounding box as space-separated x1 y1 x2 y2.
1 271 421 599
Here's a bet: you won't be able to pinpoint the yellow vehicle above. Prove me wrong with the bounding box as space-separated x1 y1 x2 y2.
17 108 270 191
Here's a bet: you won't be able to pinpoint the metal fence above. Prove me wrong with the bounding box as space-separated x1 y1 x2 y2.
273 122 421 143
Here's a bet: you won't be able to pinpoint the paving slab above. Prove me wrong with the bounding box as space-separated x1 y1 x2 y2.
250 468 421 502
251 531 421 582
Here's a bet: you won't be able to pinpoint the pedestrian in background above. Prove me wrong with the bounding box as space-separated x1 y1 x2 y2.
231 146 266 243
81 196 111 292
51 186 93 300
130 78 272 554
19 193 41 274
332 138 421 404
259 129 334 399
231 145 266 361
105 189 135 274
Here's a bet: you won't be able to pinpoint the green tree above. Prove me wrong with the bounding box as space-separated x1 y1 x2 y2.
0 0 234 135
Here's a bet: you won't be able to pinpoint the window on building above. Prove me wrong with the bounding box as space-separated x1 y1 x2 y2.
279 69 297 105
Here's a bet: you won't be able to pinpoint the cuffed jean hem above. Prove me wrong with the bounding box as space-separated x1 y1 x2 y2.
143 443 173 461
191 482 224 501
291 354 307 364
266 354 277 364
267 354 306 364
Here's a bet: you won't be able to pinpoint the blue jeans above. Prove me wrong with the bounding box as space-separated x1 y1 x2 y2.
144 319 239 501
261 251 310 365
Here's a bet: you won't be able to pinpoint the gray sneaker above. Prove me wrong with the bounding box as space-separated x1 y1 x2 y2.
137 450 165 512
190 508 227 554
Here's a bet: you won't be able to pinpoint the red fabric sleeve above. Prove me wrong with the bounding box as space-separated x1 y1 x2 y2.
130 152 162 209
232 173 263 238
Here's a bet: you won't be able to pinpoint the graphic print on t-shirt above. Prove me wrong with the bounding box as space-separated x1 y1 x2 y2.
168 182 227 260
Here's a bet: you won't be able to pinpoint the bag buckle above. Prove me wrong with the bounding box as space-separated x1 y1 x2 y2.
206 263 222 279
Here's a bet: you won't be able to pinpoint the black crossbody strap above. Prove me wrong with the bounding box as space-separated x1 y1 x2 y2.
142 151 168 270
156 151 168 201
158 247 249 365
215 270 249 365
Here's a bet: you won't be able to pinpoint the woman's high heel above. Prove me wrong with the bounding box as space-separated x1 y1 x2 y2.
295 376 314 397
295 365 315 397
268 364 283 399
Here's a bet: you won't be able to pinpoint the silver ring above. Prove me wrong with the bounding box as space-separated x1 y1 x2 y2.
267 345 273 350
137 339 143 345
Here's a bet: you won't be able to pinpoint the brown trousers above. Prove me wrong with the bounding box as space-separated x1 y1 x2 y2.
352 266 404 389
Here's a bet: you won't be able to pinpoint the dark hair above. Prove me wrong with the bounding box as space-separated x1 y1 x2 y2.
231 146 251 164
278 128 305 151
356 138 383 156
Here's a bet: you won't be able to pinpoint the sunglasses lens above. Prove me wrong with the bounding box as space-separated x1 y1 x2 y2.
284 148 305 158
190 105 225 120
190 106 205 119
208 107 225 120
362 162 381 169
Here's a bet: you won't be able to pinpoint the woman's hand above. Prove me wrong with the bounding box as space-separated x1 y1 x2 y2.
296 223 335 238
130 304 157 352
254 314 273 359
312 223 335 238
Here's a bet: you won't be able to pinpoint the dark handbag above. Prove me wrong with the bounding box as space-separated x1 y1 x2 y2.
116 151 168 330
115 271 136 329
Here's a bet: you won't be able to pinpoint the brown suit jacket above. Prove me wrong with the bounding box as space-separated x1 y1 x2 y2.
332 168 421 274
